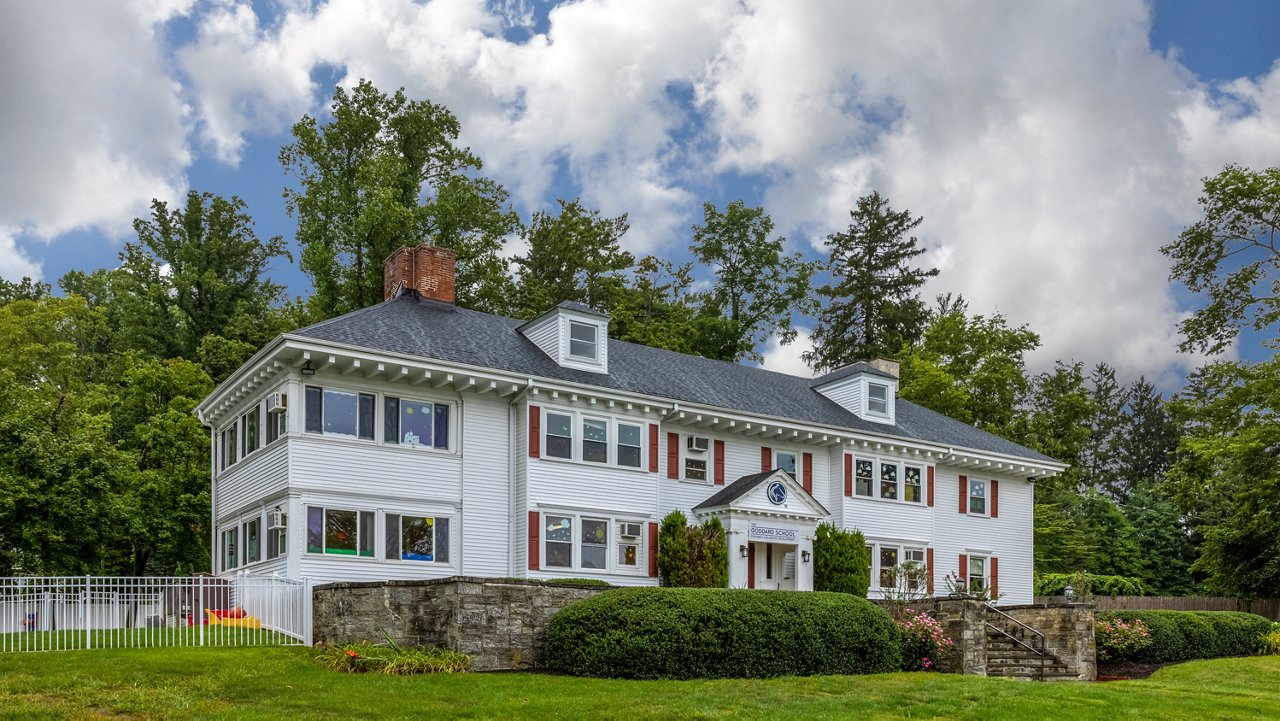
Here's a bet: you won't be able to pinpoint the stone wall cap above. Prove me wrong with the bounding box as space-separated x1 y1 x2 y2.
312 575 615 592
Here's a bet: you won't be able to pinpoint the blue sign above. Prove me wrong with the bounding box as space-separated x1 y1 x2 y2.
767 480 787 505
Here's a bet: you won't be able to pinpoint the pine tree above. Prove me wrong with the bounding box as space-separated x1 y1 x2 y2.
804 192 939 371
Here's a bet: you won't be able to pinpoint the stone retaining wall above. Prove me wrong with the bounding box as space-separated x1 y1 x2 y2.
999 603 1096 681
312 576 609 671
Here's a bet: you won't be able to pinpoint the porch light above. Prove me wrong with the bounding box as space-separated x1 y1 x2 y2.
739 544 749 558
301 360 316 376
801 550 811 563
1064 585 1075 602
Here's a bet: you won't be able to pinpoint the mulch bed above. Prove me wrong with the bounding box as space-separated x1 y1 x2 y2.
1095 660 1181 681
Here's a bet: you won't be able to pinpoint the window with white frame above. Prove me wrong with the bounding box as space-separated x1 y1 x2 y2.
616 423 642 468
872 542 927 590
543 514 644 573
879 461 898 500
266 403 286 444
304 386 375 440
383 396 449 448
776 450 797 476
266 512 287 559
243 518 261 564
306 507 374 557
903 464 923 503
854 458 873 496
867 382 889 415
243 408 260 456
385 514 451 563
545 412 573 459
221 527 238 572
220 425 238 470
685 436 709 481
967 555 987 594
582 418 608 463
968 479 987 515
568 321 598 361
541 409 645 469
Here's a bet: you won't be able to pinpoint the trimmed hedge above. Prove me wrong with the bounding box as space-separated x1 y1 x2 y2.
1036 573 1146 597
1100 610 1271 663
545 587 901 679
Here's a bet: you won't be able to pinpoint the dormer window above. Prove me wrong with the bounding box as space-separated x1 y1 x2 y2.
867 383 889 415
569 321 598 361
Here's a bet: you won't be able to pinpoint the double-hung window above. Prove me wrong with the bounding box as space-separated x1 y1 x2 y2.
776 451 797 476
543 514 641 573
221 528 238 572
878 546 899 588
383 397 449 448
616 423 642 468
544 515 574 568
580 518 608 569
266 405 285 444
568 321 598 361
879 461 898 500
867 382 889 415
968 555 987 594
854 459 873 496
221 425 238 470
385 514 451 563
242 407 260 456
582 418 608 463
903 465 923 503
306 507 374 557
873 543 928 590
266 513 287 560
305 386 375 440
243 518 261 564
968 479 987 515
545 412 573 459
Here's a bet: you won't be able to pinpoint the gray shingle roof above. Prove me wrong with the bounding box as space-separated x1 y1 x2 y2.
693 470 780 510
292 294 1057 464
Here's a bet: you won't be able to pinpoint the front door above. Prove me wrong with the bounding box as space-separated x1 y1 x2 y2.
747 543 756 589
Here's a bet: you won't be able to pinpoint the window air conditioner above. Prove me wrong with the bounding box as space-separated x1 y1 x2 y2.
266 392 288 414
686 436 709 452
267 511 287 530
620 522 642 539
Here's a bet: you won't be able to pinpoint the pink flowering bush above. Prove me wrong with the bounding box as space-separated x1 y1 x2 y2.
1095 617 1153 663
897 610 954 671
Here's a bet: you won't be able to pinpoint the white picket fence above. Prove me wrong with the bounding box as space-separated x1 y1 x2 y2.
0 574 311 652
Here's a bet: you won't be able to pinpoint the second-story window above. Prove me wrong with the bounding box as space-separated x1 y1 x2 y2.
968 479 987 515
880 461 898 500
568 321 598 361
384 397 449 449
305 386 374 440
776 451 797 476
582 418 608 463
855 458 873 496
904 465 923 503
616 423 642 468
546 412 573 459
243 407 260 456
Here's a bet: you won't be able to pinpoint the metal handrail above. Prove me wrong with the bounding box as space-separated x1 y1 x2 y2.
984 604 1047 681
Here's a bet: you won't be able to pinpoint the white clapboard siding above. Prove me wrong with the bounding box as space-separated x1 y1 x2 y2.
930 466 1035 605
216 440 289 518
520 314 559 361
460 394 512 576
288 433 463 502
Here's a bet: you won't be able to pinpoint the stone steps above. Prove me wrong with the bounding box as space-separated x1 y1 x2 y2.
985 626 1075 680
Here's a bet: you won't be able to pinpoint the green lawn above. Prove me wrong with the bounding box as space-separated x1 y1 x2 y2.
2 647 1278 720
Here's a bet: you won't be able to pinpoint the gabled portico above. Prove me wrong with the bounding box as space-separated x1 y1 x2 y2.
693 469 830 591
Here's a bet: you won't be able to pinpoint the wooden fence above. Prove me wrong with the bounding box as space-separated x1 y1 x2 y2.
1034 595 1280 620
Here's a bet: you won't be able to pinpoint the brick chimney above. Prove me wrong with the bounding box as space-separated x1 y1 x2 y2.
383 244 456 304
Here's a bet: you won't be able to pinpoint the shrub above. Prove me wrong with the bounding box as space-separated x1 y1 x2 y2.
897 609 954 671
1095 617 1152 663
1259 623 1280 656
317 643 471 674
544 587 901 679
1098 611 1271 662
658 512 728 587
1035 572 1147 598
813 523 870 597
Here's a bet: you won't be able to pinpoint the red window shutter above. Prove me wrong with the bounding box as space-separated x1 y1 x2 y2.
926 548 935 595
802 452 813 493
990 557 999 600
761 447 772 472
714 439 726 485
927 466 935 507
528 511 540 570
648 522 659 578
528 405 541 458
667 433 680 479
991 480 999 518
648 424 659 472
959 475 968 514
844 454 853 497
959 553 968 591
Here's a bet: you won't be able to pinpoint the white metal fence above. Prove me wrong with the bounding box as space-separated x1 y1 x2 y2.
0 574 311 652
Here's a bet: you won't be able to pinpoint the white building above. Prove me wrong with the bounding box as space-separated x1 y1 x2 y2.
196 244 1064 603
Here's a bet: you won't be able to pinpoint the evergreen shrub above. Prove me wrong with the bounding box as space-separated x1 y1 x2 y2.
544 587 901 679
1035 572 1146 597
657 512 728 587
1098 611 1271 662
813 523 870 597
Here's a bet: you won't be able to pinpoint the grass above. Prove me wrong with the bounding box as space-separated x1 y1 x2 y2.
0 627 298 653
1 647 1278 719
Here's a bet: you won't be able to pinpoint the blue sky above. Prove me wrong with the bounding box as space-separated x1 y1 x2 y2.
3 0 1279 384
